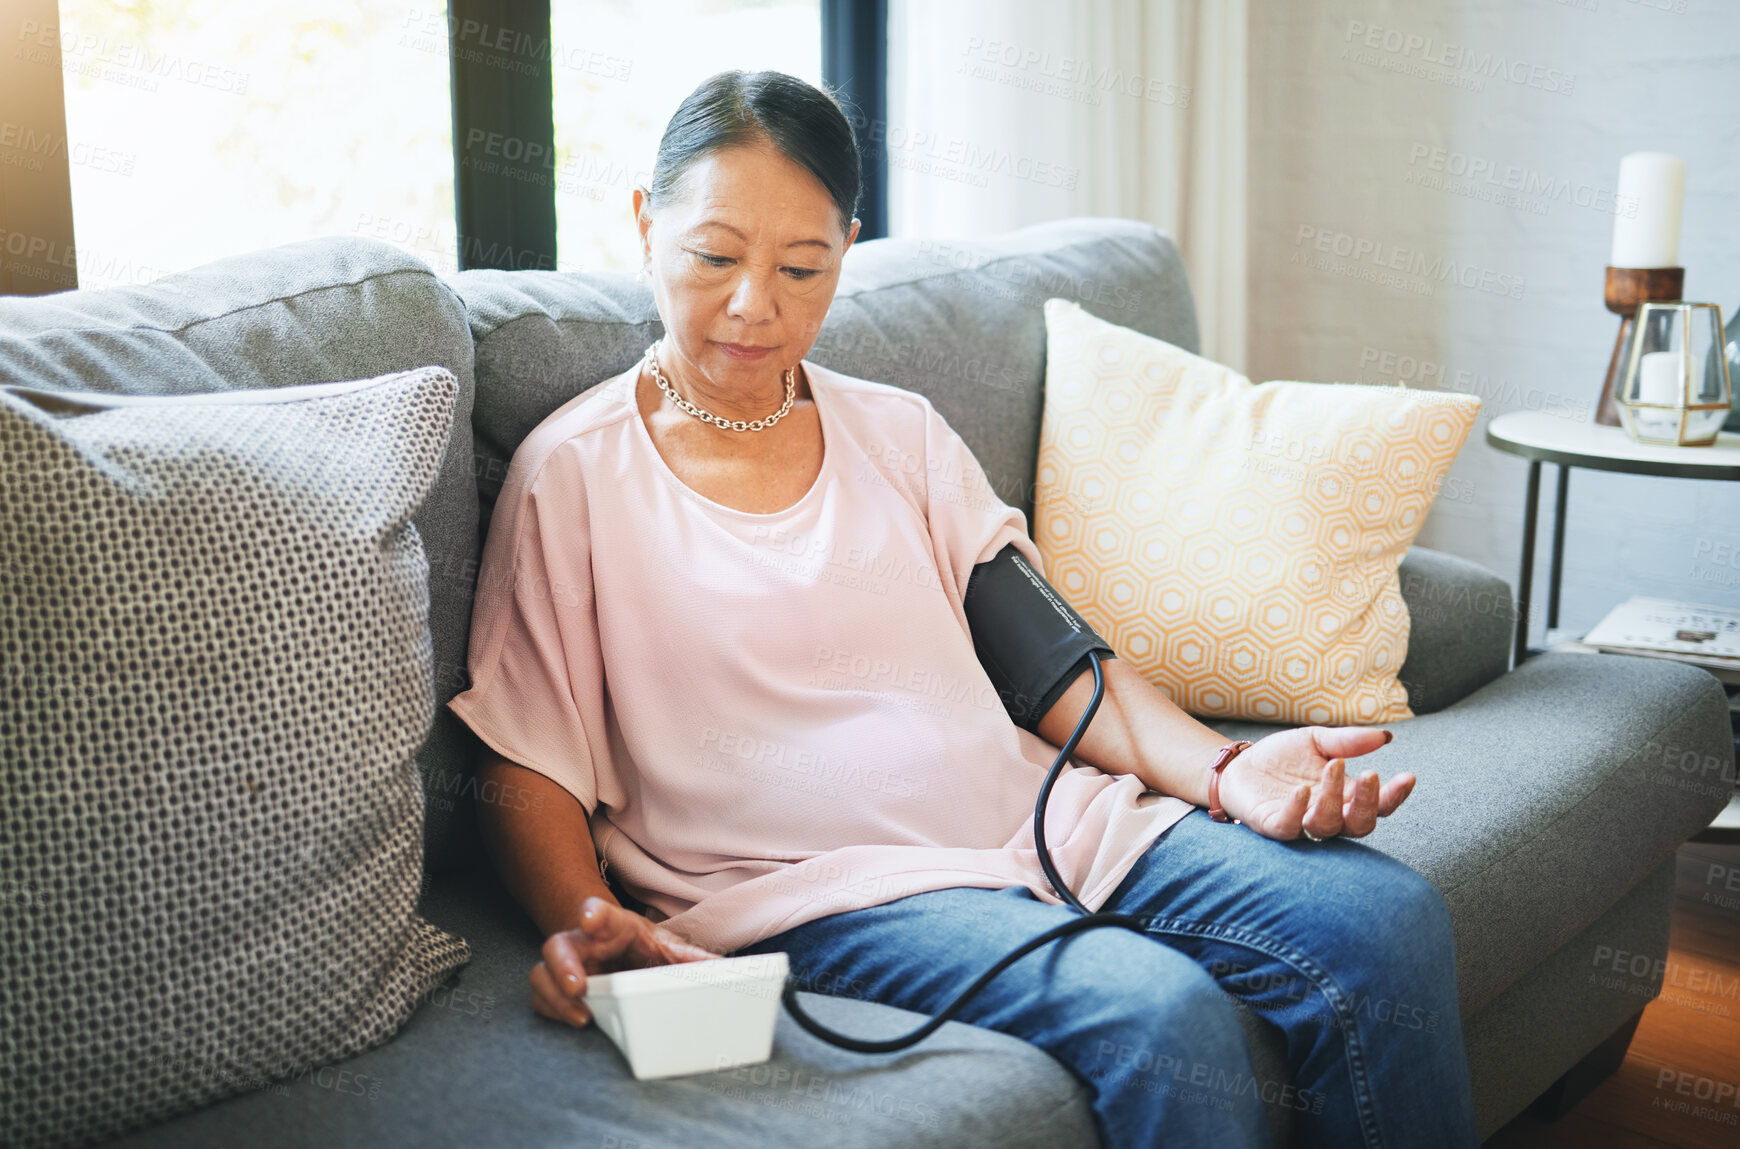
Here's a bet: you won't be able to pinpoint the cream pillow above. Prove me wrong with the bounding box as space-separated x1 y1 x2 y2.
1035 299 1480 726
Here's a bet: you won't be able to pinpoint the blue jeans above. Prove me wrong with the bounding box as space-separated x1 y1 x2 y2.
733 810 1479 1149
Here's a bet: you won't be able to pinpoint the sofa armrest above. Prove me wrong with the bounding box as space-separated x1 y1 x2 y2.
1397 546 1515 714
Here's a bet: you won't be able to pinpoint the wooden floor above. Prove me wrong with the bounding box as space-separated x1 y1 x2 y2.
1486 840 1740 1148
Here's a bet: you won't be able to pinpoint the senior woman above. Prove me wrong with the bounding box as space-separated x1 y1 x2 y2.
446 70 1479 1149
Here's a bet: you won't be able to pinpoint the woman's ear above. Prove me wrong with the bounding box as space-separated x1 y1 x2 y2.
633 186 654 267
843 216 862 256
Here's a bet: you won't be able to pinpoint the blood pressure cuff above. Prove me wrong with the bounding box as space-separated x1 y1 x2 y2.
963 543 1116 733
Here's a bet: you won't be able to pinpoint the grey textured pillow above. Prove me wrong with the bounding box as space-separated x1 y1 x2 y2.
0 366 471 1148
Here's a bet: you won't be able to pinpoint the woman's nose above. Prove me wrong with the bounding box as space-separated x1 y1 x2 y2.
725 270 778 322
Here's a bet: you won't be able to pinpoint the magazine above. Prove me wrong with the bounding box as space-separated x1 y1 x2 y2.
1581 597 1740 673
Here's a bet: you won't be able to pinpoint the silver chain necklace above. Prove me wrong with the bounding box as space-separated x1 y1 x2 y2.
646 341 795 433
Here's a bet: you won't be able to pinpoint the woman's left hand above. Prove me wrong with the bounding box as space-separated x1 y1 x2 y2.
1214 727 1415 842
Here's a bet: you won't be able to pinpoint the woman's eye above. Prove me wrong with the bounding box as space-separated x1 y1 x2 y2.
685 249 819 279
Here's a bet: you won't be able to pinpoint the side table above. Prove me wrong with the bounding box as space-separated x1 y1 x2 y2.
1484 411 1740 666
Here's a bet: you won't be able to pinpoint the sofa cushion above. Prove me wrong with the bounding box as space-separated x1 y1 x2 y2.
817 218 1200 524
1461 857 1676 1140
0 368 471 1149
442 266 660 530
1034 298 1480 725
1393 547 1514 713
446 216 1200 532
1205 652 1732 1013
97 868 1101 1149
0 238 484 872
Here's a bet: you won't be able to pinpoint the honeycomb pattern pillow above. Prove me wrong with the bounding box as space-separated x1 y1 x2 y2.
1035 299 1480 725
0 367 471 1148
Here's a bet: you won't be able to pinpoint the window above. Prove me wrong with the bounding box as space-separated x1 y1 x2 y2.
549 0 822 273
43 1 852 286
56 0 456 288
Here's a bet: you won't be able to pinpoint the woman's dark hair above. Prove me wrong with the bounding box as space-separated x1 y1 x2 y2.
648 70 861 236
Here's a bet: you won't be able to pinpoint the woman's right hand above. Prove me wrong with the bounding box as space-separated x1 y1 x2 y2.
530 895 723 1027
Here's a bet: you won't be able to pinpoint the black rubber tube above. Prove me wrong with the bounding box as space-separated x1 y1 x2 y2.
780 651 1152 1054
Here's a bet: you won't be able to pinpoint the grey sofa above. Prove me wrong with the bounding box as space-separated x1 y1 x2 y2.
3 218 1730 1148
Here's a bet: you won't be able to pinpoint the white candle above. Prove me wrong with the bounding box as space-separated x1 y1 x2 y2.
1636 350 1683 406
1610 152 1686 267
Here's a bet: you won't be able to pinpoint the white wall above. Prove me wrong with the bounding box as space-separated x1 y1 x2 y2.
1248 0 1740 638
887 0 1249 367
888 0 1740 640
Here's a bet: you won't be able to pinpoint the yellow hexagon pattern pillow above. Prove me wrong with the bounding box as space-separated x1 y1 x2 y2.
1036 298 1481 725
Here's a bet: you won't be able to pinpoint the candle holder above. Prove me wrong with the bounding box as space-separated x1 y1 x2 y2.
1595 266 1684 426
1615 301 1731 447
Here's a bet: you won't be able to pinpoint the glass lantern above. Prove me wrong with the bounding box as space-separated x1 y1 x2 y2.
1616 301 1733 447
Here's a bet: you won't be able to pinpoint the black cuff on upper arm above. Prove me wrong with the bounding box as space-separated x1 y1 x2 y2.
963 543 1116 733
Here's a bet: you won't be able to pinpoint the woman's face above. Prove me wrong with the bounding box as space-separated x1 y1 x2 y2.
635 142 860 394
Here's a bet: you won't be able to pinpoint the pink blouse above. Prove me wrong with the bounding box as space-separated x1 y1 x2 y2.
445 356 1192 955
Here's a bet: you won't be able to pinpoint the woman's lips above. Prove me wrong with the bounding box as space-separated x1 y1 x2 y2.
717 342 776 361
